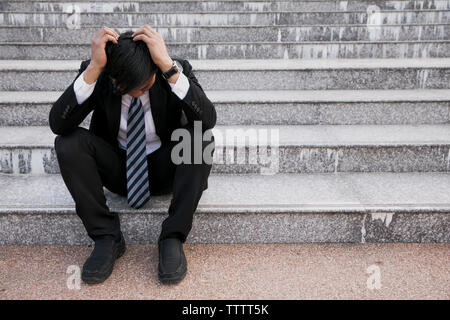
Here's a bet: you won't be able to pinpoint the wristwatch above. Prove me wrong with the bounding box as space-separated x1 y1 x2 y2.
161 59 183 80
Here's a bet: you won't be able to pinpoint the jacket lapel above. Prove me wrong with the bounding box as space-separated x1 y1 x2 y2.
148 70 168 138
110 89 122 141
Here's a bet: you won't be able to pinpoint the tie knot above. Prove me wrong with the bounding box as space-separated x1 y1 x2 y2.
131 97 140 109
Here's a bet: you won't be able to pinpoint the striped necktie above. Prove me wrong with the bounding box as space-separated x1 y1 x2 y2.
126 96 150 209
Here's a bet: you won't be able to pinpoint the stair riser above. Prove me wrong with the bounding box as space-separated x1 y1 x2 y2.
1 145 448 175
2 25 450 42
1 102 449 126
0 211 447 244
2 42 448 59
2 0 450 13
1 11 449 26
3 68 449 90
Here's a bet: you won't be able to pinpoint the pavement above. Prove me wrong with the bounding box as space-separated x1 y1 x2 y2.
0 243 448 300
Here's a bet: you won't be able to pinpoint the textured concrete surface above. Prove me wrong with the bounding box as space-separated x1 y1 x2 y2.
1 125 449 174
0 173 448 244
188 69 450 90
3 88 450 102
1 25 450 43
3 58 450 91
2 0 449 13
0 243 448 299
3 100 449 126
4 68 450 90
2 173 450 210
4 124 450 147
1 11 449 27
4 58 450 71
2 41 449 60
3 66 450 91
1 0 449 267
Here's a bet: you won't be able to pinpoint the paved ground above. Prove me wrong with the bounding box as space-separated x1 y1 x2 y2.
0 243 448 300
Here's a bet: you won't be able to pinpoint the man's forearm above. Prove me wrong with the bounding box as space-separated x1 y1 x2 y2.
83 62 103 84
49 60 96 135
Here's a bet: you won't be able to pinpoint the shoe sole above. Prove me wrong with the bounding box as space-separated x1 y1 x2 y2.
158 266 187 284
81 239 126 285
158 254 187 284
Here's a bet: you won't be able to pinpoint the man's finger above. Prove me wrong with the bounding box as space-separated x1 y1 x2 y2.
102 34 118 45
133 26 155 37
104 29 119 41
105 27 119 39
132 27 144 36
143 25 155 33
101 26 119 39
133 29 150 37
132 34 153 43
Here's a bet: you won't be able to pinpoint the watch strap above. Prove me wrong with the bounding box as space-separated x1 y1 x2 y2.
162 60 180 80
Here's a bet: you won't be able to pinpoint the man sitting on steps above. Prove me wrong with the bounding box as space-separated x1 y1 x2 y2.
49 26 216 284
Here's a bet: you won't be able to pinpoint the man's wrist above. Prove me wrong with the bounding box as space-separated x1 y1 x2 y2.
167 72 180 84
159 57 174 73
84 63 103 84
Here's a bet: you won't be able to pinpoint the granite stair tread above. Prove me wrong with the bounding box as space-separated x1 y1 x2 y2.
2 89 450 104
1 172 449 214
2 58 450 70
1 125 449 147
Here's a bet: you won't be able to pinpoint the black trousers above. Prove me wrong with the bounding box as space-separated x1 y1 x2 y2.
54 124 214 243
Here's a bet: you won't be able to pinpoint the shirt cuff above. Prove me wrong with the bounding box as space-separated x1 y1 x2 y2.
168 72 190 100
73 70 97 105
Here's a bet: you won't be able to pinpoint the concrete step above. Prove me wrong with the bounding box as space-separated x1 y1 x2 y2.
2 41 448 59
0 243 448 299
0 172 449 244
0 10 449 27
2 59 450 90
2 0 450 13
2 24 450 43
2 89 449 126
0 10 450 28
0 125 449 175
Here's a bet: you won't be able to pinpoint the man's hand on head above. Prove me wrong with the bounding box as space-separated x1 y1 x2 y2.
132 25 174 73
85 26 119 84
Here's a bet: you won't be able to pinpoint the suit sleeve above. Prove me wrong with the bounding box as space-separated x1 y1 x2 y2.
73 70 97 105
49 59 98 135
175 59 217 130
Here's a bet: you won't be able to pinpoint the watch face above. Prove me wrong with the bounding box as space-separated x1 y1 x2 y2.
174 60 183 72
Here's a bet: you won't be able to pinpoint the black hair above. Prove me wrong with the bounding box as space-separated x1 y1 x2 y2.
104 30 158 95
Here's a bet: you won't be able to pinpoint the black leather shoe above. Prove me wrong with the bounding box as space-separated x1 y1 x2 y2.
81 232 126 284
158 237 187 284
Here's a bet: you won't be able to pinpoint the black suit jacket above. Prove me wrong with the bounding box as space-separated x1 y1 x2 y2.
49 58 217 148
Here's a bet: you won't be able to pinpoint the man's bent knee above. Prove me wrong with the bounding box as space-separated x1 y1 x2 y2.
54 127 90 161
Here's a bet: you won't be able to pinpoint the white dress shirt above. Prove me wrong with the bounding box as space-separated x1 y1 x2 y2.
73 69 190 155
